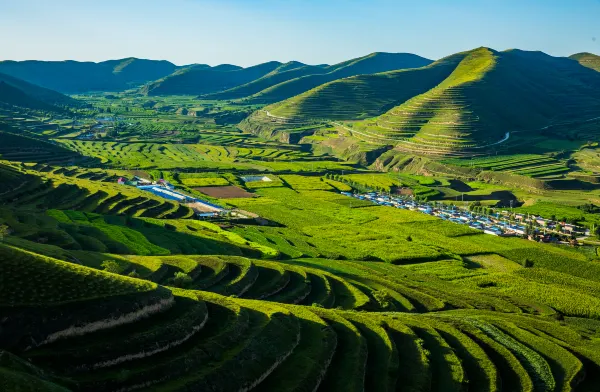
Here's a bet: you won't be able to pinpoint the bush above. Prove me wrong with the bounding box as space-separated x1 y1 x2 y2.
101 260 124 274
172 272 193 288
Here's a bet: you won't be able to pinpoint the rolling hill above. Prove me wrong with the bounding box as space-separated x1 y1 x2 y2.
206 52 433 103
0 58 178 93
0 72 78 109
140 61 284 96
570 52 600 72
244 47 600 157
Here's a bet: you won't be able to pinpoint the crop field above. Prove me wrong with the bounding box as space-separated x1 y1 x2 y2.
53 139 354 172
442 154 570 178
3 84 600 392
196 185 255 198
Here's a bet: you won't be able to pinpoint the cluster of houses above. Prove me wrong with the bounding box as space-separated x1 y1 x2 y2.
341 191 590 242
117 176 224 219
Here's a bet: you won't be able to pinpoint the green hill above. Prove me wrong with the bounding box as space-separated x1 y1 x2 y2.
0 58 178 93
0 82 57 111
201 61 322 100
353 48 600 155
0 72 78 108
245 47 600 157
224 52 432 103
140 61 284 96
570 52 600 72
3 174 600 390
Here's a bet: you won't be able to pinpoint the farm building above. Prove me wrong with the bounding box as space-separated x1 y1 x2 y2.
241 175 272 183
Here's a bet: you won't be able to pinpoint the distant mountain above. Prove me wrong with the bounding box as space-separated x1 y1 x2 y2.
570 52 600 72
202 61 327 100
243 48 600 156
140 61 284 96
140 61 281 95
205 52 433 102
0 72 78 110
0 58 178 93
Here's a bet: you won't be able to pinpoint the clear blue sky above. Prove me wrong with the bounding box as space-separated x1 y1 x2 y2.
1 0 599 66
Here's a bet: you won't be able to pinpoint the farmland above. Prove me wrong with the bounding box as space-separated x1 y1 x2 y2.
2 51 600 392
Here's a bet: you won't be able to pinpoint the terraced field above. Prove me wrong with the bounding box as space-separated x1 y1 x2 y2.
442 154 570 178
246 47 600 159
55 140 352 172
3 242 600 391
3 51 600 392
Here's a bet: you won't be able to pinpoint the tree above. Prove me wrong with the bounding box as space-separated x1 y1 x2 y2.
172 272 193 288
0 224 10 242
101 260 124 274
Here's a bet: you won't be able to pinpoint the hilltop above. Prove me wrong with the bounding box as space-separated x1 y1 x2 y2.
204 52 433 102
570 52 600 72
243 47 600 156
140 61 284 96
0 58 178 93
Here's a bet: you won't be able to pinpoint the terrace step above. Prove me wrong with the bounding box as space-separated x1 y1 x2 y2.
242 262 290 300
144 299 301 392
473 320 556 392
432 320 500 392
73 293 252 391
209 256 259 297
299 271 335 308
386 319 432 392
254 305 337 392
492 320 584 392
347 316 399 392
268 268 311 304
455 321 535 392
329 275 371 310
314 310 368 392
404 319 467 392
24 292 208 374
191 256 230 289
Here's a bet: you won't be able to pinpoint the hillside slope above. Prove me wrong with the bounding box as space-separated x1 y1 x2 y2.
140 61 284 96
352 48 600 155
240 52 433 104
201 61 324 100
570 52 600 72
0 72 78 108
245 47 600 157
0 58 178 93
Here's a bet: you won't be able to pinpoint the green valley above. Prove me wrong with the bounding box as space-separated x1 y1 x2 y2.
2 39 600 392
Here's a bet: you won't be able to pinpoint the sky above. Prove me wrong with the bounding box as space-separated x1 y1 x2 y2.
1 0 599 66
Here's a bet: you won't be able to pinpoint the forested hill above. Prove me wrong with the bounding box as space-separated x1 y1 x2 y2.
0 58 178 93
203 52 433 102
0 72 79 110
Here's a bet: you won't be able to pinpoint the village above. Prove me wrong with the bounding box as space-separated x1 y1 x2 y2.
117 175 226 218
341 191 591 244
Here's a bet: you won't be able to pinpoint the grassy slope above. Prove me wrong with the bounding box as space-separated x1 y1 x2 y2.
0 59 177 93
326 47 600 156
0 72 78 107
244 52 433 104
206 52 432 102
570 52 600 72
140 61 283 96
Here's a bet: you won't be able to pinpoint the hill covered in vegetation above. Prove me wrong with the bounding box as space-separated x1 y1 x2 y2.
0 58 178 93
243 48 600 156
570 52 600 72
140 61 285 96
0 72 78 110
204 52 433 102
3 48 600 392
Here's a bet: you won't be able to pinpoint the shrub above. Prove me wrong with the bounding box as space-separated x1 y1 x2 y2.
101 260 124 274
172 272 193 288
